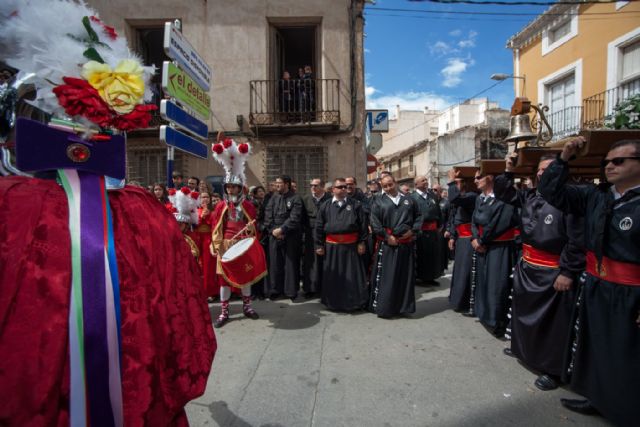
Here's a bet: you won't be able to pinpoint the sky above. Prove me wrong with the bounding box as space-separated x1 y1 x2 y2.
363 0 550 117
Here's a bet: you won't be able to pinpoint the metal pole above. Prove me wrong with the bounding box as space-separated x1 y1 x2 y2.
166 146 174 187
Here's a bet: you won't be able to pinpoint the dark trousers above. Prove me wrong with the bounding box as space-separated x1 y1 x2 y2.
268 231 302 298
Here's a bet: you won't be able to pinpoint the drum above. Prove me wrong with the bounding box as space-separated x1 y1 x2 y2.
219 237 267 288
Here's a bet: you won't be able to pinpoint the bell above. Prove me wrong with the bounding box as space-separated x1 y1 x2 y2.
505 114 537 143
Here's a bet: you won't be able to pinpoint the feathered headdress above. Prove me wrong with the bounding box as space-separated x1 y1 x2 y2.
0 0 157 132
167 187 200 224
211 131 251 186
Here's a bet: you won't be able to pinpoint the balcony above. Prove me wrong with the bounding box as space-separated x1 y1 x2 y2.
547 80 640 140
249 79 341 133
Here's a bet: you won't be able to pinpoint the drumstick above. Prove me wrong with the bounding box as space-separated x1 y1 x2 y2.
229 219 256 242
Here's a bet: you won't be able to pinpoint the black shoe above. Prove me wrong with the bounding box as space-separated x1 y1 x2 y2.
243 308 259 320
213 316 229 329
268 293 281 301
503 347 516 358
426 280 440 286
493 325 506 338
462 311 476 317
304 292 316 299
535 374 559 391
560 398 599 416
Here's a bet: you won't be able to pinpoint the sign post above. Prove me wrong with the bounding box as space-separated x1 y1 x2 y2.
161 21 212 187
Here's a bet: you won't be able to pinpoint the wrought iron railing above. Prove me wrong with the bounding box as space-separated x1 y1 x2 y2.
583 79 640 129
250 78 340 126
547 106 582 140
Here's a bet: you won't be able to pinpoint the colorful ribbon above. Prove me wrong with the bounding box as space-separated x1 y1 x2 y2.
58 169 123 427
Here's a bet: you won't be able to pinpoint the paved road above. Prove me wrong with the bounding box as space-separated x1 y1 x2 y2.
186 274 611 427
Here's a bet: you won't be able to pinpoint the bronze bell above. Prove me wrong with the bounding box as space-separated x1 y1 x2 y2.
505 114 537 143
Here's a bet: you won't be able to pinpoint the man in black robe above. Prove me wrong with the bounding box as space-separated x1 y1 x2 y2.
301 177 331 299
315 178 368 311
368 175 422 317
434 184 451 273
263 175 304 300
447 170 478 313
410 175 443 285
538 138 640 426
346 176 372 273
495 154 585 391
471 171 518 338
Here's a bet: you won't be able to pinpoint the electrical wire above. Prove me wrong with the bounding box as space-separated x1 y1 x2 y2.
409 0 638 6
368 5 640 16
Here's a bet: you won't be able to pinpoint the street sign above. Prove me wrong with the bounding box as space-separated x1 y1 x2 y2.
162 61 211 120
160 125 208 159
163 21 212 91
367 153 379 174
160 100 208 139
366 110 389 132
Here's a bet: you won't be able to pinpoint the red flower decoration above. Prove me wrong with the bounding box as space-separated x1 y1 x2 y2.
109 104 157 131
90 16 118 40
180 186 190 195
165 203 176 213
53 77 112 128
238 143 249 154
190 191 199 200
212 143 224 154
167 188 176 196
222 138 233 148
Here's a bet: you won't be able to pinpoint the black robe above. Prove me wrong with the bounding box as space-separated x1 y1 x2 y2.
495 173 585 377
315 198 368 311
409 190 443 282
447 183 477 311
439 197 451 270
302 192 331 294
263 190 304 298
368 193 422 317
539 158 640 427
350 189 373 274
472 192 517 330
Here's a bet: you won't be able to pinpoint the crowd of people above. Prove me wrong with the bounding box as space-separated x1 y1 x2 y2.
157 137 638 427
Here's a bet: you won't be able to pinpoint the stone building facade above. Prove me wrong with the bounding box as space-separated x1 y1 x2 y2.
87 0 367 188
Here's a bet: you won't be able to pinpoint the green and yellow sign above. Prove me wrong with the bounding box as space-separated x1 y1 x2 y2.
161 61 211 120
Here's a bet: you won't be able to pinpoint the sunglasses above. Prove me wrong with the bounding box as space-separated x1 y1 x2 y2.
474 175 484 181
601 157 640 167
334 185 347 189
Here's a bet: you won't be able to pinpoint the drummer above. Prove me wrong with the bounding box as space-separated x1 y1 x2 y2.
210 138 262 328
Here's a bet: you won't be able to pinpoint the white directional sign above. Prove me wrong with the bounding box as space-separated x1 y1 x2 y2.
163 21 212 91
366 110 389 133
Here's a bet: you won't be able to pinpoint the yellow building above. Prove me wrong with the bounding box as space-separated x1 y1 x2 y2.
507 1 640 139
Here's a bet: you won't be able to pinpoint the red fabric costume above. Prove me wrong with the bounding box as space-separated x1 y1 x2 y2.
0 177 216 426
194 206 223 297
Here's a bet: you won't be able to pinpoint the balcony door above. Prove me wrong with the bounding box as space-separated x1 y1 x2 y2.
547 73 579 138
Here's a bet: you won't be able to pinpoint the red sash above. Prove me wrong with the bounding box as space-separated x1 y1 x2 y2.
586 251 640 286
456 223 472 238
326 232 359 245
522 244 561 268
477 225 517 242
421 221 438 231
376 228 413 244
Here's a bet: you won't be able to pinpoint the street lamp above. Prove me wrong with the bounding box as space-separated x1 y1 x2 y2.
491 73 526 97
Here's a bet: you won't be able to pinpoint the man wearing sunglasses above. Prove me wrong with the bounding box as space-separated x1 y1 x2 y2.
538 138 640 426
315 178 368 311
410 175 443 285
494 153 585 392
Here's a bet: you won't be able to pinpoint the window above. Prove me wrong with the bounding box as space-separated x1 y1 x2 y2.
621 40 640 97
409 155 414 172
266 146 326 189
133 26 171 107
546 73 579 138
397 159 402 171
549 20 571 44
541 12 578 56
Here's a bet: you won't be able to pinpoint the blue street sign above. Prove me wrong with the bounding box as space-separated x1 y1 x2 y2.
160 100 209 139
160 125 208 159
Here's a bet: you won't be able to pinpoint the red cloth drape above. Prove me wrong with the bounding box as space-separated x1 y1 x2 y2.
0 177 216 426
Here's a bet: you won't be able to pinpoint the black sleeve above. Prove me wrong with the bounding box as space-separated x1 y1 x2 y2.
412 199 423 234
478 202 515 246
263 196 275 232
559 213 586 280
356 202 368 242
538 157 590 216
369 198 386 238
494 172 522 208
281 195 303 234
314 202 326 248
448 182 477 210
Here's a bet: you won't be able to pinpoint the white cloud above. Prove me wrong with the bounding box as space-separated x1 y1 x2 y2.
364 48 371 54
458 30 478 49
366 90 451 118
429 41 453 56
365 85 378 97
449 29 462 37
441 58 473 88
